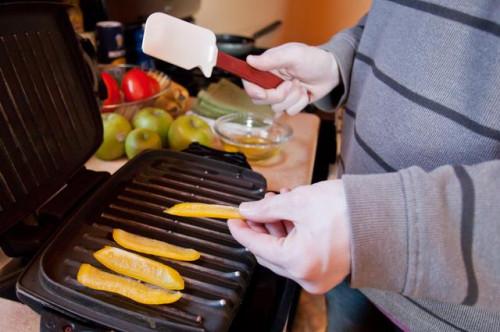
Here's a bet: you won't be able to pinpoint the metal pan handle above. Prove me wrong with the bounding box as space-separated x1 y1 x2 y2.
252 20 282 40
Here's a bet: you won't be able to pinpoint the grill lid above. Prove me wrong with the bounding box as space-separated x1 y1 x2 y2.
0 1 102 234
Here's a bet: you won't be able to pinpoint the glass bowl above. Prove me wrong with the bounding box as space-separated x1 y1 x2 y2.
214 112 293 161
99 64 186 120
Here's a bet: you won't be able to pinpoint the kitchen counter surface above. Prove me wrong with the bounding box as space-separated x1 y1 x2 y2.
0 112 325 332
0 297 39 331
85 112 320 192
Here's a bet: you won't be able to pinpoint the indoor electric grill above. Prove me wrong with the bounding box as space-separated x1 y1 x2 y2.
0 1 299 331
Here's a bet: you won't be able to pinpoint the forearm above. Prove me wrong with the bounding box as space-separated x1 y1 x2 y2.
343 160 500 309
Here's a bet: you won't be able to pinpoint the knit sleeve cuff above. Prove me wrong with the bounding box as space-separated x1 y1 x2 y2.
342 172 409 292
315 33 358 112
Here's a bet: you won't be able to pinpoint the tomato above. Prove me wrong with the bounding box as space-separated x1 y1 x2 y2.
101 72 122 107
149 76 160 95
122 68 155 102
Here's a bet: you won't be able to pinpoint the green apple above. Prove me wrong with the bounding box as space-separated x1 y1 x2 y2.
95 113 132 160
125 128 162 159
168 114 215 151
132 107 173 147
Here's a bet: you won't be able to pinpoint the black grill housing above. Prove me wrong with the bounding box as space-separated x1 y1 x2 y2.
18 150 267 332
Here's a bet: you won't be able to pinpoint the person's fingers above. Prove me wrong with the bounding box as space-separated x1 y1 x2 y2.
283 220 295 233
263 80 293 104
246 193 284 237
246 43 304 72
247 221 269 234
255 193 288 237
264 221 288 237
286 87 309 115
227 219 286 265
242 80 266 100
244 80 294 106
239 192 297 223
271 82 302 113
277 68 293 81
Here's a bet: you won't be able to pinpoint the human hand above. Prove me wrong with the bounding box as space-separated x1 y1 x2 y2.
243 42 340 115
228 180 351 294
244 189 294 237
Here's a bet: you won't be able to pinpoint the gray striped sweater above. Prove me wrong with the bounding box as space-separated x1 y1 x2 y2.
318 0 500 331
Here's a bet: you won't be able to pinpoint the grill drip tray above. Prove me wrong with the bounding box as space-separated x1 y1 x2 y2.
17 150 267 332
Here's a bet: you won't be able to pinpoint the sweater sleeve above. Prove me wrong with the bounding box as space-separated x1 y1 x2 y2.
342 160 500 309
315 15 368 112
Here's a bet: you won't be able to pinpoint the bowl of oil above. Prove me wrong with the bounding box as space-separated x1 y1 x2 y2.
214 112 293 161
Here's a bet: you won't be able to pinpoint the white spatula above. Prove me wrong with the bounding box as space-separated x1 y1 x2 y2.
142 12 283 89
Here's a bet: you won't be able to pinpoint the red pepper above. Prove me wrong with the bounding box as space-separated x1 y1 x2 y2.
122 68 156 102
101 72 122 107
149 76 161 95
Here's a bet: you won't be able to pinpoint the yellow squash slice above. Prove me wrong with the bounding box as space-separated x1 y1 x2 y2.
93 246 184 290
77 264 182 305
165 203 242 219
113 229 200 261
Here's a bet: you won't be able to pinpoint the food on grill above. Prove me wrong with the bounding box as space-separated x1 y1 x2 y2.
165 203 243 219
113 229 200 261
77 264 182 305
93 246 184 290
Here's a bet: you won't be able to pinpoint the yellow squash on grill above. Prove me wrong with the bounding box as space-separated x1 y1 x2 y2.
93 246 184 290
77 264 182 305
113 229 200 261
165 203 242 219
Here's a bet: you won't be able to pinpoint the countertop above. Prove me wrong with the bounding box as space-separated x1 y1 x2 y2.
0 112 325 332
86 113 320 192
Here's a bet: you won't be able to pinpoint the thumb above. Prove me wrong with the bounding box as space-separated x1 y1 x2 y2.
227 219 285 265
242 79 266 100
239 192 295 223
246 53 281 72
246 43 303 71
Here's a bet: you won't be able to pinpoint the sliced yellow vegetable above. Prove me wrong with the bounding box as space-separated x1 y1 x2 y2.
77 264 182 305
113 229 200 261
93 246 184 290
165 203 242 219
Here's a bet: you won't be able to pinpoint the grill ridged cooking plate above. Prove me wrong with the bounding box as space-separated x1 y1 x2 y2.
18 150 266 332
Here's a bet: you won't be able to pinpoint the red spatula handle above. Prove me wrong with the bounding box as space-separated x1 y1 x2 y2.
216 51 283 89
